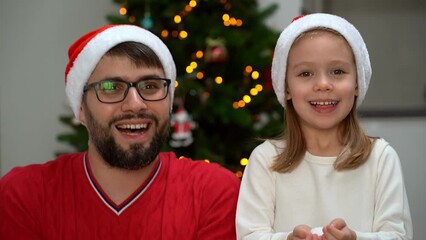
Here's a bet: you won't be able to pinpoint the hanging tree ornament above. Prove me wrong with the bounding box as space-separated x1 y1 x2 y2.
204 37 228 64
140 0 154 29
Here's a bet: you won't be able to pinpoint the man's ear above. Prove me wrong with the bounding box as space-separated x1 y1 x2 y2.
79 105 86 127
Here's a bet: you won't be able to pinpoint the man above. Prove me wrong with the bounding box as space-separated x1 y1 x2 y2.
0 24 240 239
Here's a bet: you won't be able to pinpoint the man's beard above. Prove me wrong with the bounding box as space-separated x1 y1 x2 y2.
84 108 169 170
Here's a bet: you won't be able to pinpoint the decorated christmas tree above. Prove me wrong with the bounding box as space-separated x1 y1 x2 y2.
57 0 284 175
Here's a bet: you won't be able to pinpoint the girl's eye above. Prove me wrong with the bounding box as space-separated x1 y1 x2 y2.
332 69 344 75
299 72 312 77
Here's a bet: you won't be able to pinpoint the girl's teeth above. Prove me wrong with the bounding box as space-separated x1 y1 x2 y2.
311 101 337 106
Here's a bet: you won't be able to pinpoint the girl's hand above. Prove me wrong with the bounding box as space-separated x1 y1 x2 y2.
288 225 323 240
322 218 356 240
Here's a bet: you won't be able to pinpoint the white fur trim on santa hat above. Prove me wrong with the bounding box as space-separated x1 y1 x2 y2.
271 13 371 109
65 25 176 120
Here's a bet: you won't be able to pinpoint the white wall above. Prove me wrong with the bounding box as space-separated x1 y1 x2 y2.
258 0 303 31
0 0 117 175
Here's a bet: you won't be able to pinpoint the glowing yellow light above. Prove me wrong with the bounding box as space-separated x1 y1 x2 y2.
196 72 204 79
189 0 197 7
232 102 239 109
222 14 230 21
250 88 259 96
190 61 198 69
161 30 169 38
255 84 263 91
128 16 136 23
238 100 245 107
240 158 249 166
186 66 194 74
175 80 179 88
179 30 188 39
215 76 223 84
195 50 204 58
185 5 193 12
179 156 185 159
119 7 127 15
230 17 237 25
223 20 231 27
243 95 251 103
245 66 253 73
174 15 182 24
237 19 243 27
235 171 243 178
251 71 259 80
204 159 210 163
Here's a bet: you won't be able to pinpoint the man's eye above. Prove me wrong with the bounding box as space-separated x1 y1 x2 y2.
140 81 160 90
145 83 157 89
99 81 116 90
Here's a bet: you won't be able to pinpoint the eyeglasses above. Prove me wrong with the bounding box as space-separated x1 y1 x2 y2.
83 77 171 103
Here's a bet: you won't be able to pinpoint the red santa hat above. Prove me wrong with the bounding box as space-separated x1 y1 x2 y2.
271 13 371 108
65 24 176 119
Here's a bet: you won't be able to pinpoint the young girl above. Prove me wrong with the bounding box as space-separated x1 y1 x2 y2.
236 13 413 240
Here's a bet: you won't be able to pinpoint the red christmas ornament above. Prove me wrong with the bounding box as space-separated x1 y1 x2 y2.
204 37 228 64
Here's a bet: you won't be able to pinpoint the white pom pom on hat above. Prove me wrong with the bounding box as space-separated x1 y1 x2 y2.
271 13 371 109
65 24 176 120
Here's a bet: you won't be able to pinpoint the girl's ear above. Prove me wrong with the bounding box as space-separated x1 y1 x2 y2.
285 88 292 100
355 84 359 96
